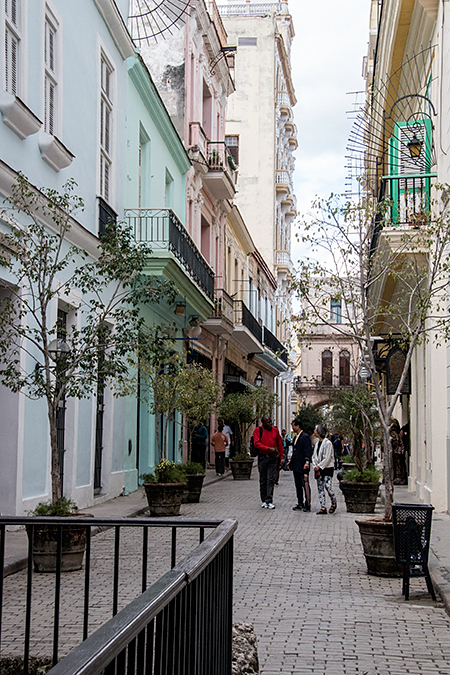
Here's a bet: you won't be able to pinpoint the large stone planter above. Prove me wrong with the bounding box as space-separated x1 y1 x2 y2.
144 482 187 516
27 515 92 573
355 517 403 577
340 481 380 513
182 474 205 503
230 459 254 481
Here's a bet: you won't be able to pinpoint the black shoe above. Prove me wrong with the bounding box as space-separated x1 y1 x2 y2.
302 505 311 512
292 504 303 511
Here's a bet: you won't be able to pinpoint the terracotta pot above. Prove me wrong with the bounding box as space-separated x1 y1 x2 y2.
230 459 254 481
27 514 93 573
355 517 403 577
340 481 380 513
182 474 205 503
143 482 187 516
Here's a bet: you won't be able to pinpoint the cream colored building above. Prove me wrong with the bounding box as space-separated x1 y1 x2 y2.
361 0 450 512
217 0 297 427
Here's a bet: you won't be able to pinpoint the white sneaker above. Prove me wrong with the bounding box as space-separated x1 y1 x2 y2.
266 503 276 509
261 502 267 508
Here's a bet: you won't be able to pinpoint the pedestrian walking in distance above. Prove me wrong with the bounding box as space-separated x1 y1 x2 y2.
289 417 312 512
254 415 284 509
312 424 337 515
211 422 228 476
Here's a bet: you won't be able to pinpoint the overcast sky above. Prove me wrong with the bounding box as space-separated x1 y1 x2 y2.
289 1 372 230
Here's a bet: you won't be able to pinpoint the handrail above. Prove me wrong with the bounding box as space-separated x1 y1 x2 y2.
45 520 237 675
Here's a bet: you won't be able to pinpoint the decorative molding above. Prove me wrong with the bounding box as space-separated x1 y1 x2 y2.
38 131 75 172
93 0 135 59
0 92 42 139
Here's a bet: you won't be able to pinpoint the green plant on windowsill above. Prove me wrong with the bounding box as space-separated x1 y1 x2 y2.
180 461 205 475
29 497 79 517
342 465 382 484
140 459 185 484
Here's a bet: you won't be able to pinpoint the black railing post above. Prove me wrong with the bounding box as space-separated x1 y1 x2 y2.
83 526 91 641
52 525 63 665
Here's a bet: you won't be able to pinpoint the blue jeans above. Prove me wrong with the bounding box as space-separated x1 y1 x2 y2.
258 454 277 503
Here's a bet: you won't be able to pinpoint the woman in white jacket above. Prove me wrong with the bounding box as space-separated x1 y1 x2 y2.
312 424 337 514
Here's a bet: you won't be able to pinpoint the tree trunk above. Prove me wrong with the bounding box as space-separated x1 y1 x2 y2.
382 427 394 521
48 404 61 503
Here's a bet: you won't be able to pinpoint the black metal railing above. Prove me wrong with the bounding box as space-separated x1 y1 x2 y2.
234 301 262 344
381 173 435 227
206 141 236 174
46 519 236 675
0 516 234 674
293 375 358 391
124 209 215 301
262 327 288 364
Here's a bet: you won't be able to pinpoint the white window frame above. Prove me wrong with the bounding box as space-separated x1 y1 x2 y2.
43 11 58 135
4 0 21 95
99 50 114 203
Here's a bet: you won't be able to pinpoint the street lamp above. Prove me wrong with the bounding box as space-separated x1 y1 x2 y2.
407 133 423 159
254 371 263 387
48 338 70 361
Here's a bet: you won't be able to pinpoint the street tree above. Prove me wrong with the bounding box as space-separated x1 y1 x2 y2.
293 191 450 519
0 174 175 504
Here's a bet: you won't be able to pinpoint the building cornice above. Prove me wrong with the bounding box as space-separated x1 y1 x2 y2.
275 33 296 106
127 55 192 174
93 0 135 59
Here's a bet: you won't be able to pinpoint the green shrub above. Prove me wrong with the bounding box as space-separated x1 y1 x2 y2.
232 451 252 461
180 462 205 475
30 497 78 516
342 465 381 484
141 459 185 484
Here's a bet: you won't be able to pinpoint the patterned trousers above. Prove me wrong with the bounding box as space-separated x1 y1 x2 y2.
316 475 336 509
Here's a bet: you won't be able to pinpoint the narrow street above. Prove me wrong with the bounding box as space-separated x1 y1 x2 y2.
2 471 450 674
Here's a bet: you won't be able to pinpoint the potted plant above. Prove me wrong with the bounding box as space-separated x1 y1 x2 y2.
141 460 187 516
27 498 93 572
330 385 382 514
218 385 279 480
180 462 206 503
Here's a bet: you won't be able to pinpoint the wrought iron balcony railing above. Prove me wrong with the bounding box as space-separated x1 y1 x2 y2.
124 209 214 301
234 300 262 344
214 288 234 323
293 375 358 390
381 173 435 227
263 327 288 364
207 141 237 174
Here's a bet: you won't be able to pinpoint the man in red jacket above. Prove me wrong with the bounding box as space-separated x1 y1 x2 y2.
254 414 284 509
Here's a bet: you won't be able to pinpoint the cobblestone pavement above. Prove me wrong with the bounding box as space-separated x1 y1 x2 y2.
3 469 450 674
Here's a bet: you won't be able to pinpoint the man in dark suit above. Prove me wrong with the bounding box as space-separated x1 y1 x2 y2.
289 417 313 512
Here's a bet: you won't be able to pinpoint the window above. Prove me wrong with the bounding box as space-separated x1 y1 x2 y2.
339 350 350 386
321 350 332 386
165 169 174 209
4 0 20 95
225 135 239 166
100 54 113 201
330 299 342 324
44 15 58 134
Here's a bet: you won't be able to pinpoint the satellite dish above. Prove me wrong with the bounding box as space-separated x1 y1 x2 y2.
129 0 192 43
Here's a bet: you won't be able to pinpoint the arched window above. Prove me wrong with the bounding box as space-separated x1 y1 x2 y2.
339 350 350 386
322 350 333 385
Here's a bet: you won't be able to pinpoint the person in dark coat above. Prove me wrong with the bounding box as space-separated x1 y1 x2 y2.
289 417 313 511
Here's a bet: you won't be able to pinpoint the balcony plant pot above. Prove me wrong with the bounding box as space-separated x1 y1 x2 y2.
182 473 205 503
230 458 254 481
26 513 93 573
339 481 381 513
355 517 403 577
143 482 187 516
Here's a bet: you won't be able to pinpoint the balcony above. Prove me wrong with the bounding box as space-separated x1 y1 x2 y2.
124 208 214 302
218 3 290 17
381 173 434 227
202 288 234 335
263 327 288 364
293 375 358 392
203 141 237 200
233 300 263 352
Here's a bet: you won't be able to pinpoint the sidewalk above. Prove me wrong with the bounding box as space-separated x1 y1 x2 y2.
2 470 450 674
2 467 229 577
